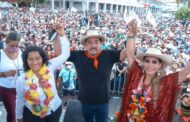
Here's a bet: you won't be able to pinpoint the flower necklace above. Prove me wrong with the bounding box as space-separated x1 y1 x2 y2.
127 76 152 122
24 64 54 118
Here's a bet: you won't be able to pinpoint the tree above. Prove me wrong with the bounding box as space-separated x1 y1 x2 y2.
188 0 190 8
175 7 190 19
175 7 190 27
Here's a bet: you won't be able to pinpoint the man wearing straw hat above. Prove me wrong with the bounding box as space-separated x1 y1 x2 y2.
62 20 137 122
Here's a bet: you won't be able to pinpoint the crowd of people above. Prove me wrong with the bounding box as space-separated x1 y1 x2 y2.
0 6 190 122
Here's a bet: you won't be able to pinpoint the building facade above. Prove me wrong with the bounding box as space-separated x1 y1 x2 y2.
48 0 161 14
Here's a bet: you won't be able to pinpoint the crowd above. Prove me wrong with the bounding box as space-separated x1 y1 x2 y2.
0 6 190 122
0 8 189 68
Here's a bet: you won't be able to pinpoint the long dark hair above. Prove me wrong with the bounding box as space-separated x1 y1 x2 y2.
5 31 21 43
22 46 49 72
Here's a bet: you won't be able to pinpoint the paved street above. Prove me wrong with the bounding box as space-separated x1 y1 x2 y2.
0 102 6 122
0 96 121 122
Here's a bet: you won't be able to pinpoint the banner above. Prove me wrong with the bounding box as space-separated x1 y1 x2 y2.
124 11 142 27
71 7 77 12
146 10 157 27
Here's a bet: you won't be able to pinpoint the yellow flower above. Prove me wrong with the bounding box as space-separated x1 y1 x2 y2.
39 64 47 75
42 74 50 80
26 70 33 78
42 106 48 112
27 100 33 105
44 88 54 98
30 91 39 99
25 80 32 86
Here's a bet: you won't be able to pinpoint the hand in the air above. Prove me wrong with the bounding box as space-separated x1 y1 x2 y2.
127 19 138 37
53 23 65 36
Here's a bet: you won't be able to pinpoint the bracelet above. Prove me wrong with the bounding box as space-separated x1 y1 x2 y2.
2 72 6 77
0 72 5 77
127 35 136 39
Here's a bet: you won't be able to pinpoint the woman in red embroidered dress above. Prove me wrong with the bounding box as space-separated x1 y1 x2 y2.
117 20 190 122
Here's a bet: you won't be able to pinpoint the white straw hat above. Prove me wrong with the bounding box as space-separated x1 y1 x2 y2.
80 30 106 45
136 48 173 68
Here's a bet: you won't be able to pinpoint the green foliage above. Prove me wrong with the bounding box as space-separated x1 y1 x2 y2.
175 7 190 20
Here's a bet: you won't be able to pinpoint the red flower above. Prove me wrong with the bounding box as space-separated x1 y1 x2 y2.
129 103 137 110
43 82 51 88
29 83 38 90
46 70 49 74
44 99 49 105
25 91 31 100
34 99 40 105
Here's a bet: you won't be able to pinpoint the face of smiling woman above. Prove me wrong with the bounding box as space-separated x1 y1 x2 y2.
27 51 43 73
143 56 162 77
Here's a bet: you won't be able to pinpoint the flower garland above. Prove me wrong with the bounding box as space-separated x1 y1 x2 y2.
24 64 54 118
127 87 151 122
177 108 190 122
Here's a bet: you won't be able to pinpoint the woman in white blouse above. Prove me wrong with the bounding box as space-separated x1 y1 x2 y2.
16 23 70 122
0 31 23 122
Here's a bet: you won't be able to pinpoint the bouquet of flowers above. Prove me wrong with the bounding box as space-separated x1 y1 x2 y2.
127 87 151 122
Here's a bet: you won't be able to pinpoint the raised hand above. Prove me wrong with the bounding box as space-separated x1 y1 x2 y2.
127 19 138 37
53 23 65 36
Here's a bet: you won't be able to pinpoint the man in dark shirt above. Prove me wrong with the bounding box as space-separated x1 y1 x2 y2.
65 27 135 122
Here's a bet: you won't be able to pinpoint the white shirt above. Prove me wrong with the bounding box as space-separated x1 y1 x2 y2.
16 36 70 119
0 49 23 88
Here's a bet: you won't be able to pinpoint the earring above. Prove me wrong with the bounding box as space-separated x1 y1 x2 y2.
157 70 161 76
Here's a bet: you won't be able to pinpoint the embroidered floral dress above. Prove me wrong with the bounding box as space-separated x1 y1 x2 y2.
118 61 180 122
